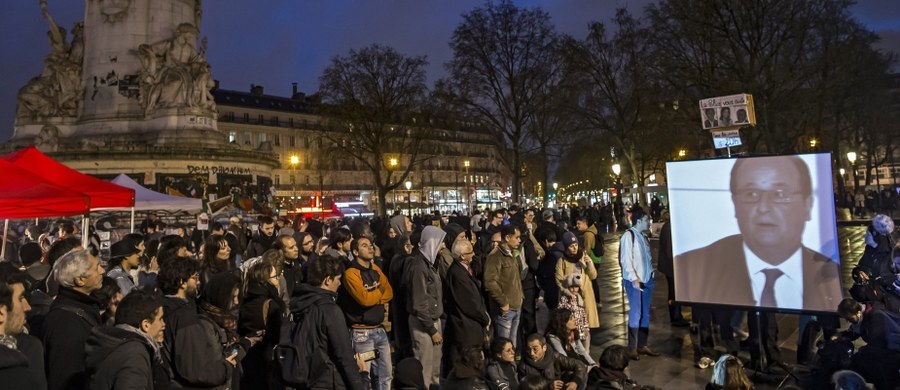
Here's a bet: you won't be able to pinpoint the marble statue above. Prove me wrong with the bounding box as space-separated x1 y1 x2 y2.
138 23 215 115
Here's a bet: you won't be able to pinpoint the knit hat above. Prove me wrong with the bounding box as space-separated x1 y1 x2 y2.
562 231 578 247
872 214 894 236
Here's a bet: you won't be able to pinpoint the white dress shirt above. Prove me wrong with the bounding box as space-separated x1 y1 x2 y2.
743 243 803 310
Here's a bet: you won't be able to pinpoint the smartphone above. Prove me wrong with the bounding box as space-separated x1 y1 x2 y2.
224 344 240 357
358 350 378 362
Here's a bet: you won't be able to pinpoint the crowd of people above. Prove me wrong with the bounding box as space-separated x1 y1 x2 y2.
0 201 894 389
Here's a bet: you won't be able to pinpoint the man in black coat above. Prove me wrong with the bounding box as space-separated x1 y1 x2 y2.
43 250 105 390
518 334 584 390
85 289 168 389
159 257 234 388
0 265 44 389
443 239 490 379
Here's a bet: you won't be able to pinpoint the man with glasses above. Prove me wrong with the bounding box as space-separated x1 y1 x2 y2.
675 156 842 311
443 239 490 379
160 257 234 388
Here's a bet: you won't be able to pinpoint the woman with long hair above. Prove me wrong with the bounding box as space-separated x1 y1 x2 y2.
197 272 260 390
545 308 595 366
200 235 233 287
708 354 753 390
238 250 286 389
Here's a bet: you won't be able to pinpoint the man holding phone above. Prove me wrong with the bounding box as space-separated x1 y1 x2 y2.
338 236 394 390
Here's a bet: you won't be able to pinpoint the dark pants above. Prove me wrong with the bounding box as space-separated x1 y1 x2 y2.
661 272 683 322
748 311 780 368
692 307 738 361
519 285 538 352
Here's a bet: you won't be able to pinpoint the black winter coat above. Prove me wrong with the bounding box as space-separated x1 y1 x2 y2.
485 358 517 390
85 325 168 390
442 365 489 390
0 341 43 389
292 284 365 390
162 296 232 389
238 282 284 390
444 261 489 349
517 348 585 388
43 287 102 390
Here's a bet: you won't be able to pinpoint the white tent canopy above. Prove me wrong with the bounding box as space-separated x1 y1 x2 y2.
109 174 202 211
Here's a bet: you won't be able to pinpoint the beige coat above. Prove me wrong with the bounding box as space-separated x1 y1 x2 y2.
556 252 600 328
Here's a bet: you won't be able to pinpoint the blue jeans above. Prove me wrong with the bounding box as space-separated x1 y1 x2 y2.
351 327 392 390
623 277 654 328
494 309 521 348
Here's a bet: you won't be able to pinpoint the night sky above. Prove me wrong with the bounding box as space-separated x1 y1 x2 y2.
1 0 898 142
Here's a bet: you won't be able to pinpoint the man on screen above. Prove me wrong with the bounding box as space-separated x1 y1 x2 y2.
675 156 842 312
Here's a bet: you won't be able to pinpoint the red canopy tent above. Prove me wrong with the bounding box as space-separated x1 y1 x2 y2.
0 158 90 218
3 146 135 209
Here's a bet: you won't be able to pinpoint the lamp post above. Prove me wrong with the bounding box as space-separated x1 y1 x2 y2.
612 163 623 230
289 155 299 210
552 182 558 206
404 180 413 216
464 160 470 214
847 151 858 193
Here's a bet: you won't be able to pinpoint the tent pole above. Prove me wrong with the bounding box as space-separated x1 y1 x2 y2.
131 207 135 233
1 219 8 260
82 214 89 248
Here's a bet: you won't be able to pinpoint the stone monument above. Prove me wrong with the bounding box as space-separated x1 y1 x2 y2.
5 0 277 206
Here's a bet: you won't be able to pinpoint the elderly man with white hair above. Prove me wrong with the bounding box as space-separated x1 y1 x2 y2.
42 249 106 390
442 238 490 380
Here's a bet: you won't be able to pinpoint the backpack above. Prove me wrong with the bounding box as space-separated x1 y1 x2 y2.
590 231 605 258
274 297 326 388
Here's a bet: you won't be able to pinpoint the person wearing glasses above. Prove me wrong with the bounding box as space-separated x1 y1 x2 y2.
675 156 842 312
442 238 490 380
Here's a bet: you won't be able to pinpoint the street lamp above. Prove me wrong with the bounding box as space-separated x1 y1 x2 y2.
552 182 558 204
464 160 470 214
612 163 621 176
289 154 299 210
809 138 818 150
404 180 413 216
847 151 858 192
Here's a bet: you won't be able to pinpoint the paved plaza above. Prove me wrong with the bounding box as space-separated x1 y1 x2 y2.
569 225 868 389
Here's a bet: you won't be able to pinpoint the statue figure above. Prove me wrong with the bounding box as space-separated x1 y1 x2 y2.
138 23 215 115
15 1 84 120
35 124 60 152
99 0 131 23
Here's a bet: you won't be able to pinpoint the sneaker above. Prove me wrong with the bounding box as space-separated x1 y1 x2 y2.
696 357 715 369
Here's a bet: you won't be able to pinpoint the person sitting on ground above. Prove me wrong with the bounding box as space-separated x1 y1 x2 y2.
518 334 585 390
519 374 553 390
443 346 489 390
587 345 659 390
546 307 595 367
707 354 752 390
830 370 871 390
485 337 518 390
391 357 427 390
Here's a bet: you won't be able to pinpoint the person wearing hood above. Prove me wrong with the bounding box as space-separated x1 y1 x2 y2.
443 346 489 390
85 289 168 390
291 254 367 390
437 223 467 281
554 231 599 348
404 225 446 388
484 224 524 347
518 334 584 390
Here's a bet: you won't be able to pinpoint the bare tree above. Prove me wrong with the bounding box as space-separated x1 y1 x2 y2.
316 44 433 216
439 0 562 204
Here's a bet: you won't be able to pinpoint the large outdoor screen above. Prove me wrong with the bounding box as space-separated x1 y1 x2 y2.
668 153 843 313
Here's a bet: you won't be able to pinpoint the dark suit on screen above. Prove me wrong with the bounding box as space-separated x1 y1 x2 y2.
674 234 843 312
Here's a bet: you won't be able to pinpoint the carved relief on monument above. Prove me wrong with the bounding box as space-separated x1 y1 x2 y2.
98 0 131 23
137 23 216 116
35 124 60 152
16 1 85 122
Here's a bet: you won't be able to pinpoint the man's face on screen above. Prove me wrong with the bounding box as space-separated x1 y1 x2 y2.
731 159 811 264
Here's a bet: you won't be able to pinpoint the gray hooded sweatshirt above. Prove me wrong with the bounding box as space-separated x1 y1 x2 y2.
405 226 446 335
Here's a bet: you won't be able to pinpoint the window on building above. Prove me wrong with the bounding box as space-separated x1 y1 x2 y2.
243 132 252 145
289 118 294 127
289 136 296 147
242 113 249 122
259 133 267 143
304 137 310 148
289 174 295 185
273 135 280 146
274 175 281 185
258 114 264 124
228 131 237 143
